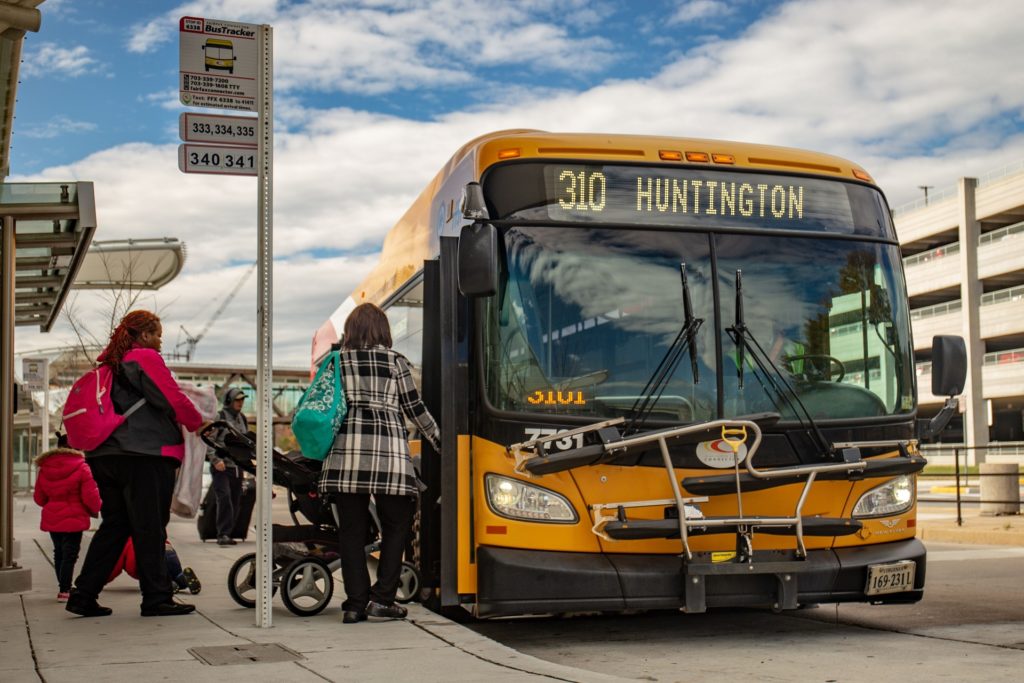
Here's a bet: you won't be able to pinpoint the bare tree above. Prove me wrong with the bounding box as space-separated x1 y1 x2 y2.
62 246 171 372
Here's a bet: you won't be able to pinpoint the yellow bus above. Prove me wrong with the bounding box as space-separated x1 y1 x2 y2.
312 130 966 618
203 38 235 74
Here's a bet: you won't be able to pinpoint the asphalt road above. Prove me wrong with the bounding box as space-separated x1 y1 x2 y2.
467 542 1024 682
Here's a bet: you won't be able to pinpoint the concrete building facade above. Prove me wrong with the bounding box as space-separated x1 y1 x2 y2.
895 161 1024 461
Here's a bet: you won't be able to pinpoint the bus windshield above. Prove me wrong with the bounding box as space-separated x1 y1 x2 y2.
482 225 915 422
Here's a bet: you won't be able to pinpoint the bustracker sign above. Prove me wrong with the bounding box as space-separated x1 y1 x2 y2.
179 16 259 111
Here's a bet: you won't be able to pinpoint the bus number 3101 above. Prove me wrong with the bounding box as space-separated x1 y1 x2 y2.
558 170 606 211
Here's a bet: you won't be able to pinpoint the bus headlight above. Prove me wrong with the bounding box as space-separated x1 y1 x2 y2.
485 474 578 523
852 474 915 518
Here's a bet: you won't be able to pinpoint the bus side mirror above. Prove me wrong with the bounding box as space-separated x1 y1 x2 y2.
458 222 499 297
461 182 488 220
931 335 966 397
917 335 967 442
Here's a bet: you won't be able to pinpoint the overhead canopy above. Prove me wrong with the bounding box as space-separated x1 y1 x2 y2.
6 181 97 330
73 238 186 290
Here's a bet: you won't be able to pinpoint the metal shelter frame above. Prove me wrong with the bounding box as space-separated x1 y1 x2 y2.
2 181 96 586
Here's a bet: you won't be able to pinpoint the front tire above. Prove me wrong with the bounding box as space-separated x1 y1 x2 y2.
395 562 420 604
226 553 278 608
280 557 334 616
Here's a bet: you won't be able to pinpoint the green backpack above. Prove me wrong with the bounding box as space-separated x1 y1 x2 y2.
291 349 347 461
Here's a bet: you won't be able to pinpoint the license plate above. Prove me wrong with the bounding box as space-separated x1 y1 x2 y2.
865 560 916 596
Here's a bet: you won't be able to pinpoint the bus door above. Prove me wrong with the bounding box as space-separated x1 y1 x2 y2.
420 237 470 610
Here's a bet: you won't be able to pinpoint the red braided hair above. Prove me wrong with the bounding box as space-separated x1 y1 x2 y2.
98 310 161 366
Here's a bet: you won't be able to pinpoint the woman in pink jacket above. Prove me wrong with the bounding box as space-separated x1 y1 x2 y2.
66 310 204 619
34 446 102 601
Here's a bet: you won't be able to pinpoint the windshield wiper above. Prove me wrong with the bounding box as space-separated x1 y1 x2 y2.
726 270 834 458
625 263 704 435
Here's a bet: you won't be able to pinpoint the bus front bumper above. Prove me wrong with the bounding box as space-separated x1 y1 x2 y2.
475 539 925 617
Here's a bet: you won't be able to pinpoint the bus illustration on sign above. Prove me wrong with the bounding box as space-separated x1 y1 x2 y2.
203 38 235 74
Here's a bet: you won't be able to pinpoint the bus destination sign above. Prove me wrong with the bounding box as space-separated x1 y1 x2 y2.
466 163 886 235
543 165 858 232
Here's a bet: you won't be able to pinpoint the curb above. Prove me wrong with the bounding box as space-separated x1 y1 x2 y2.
929 486 970 494
409 610 628 682
918 520 1024 547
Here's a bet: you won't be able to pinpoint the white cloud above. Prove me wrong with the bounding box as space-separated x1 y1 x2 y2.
143 88 189 111
127 0 616 93
669 0 734 24
21 43 100 78
126 0 279 53
18 116 97 140
14 0 1024 366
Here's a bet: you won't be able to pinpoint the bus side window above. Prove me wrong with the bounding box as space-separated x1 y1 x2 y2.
385 280 425 390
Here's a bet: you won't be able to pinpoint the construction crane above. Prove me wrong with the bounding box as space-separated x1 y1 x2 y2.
176 263 256 361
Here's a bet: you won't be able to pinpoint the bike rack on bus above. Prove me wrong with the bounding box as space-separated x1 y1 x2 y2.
509 418 872 610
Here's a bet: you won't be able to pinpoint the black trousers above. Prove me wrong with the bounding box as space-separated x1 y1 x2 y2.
74 454 177 610
211 467 242 537
335 492 416 611
50 531 83 593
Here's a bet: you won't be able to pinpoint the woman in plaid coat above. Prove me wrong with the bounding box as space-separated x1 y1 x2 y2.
318 303 440 623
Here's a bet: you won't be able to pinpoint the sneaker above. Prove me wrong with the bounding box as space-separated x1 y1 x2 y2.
57 592 70 602
366 601 407 620
65 591 112 617
217 535 237 546
141 599 196 617
182 567 202 595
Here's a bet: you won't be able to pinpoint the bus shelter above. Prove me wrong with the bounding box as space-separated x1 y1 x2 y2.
1 181 96 591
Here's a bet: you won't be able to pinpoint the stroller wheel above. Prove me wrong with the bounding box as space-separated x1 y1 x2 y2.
281 557 334 616
227 553 278 608
395 561 420 604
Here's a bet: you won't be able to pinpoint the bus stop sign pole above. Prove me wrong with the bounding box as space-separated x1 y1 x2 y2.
255 23 274 629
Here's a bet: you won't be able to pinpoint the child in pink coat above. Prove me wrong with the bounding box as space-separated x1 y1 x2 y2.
34 447 102 601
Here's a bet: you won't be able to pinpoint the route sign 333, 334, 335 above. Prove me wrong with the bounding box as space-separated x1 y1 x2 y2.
179 16 259 112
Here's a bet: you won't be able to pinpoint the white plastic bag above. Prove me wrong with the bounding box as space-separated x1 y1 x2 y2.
172 382 219 518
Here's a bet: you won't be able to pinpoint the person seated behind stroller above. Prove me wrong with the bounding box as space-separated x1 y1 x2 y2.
107 538 201 595
206 388 248 546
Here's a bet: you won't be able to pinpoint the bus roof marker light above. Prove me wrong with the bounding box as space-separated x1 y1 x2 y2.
659 150 683 161
712 154 735 164
685 151 710 162
852 168 873 182
498 148 521 159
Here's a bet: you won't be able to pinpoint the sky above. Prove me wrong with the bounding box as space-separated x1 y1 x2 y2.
11 0 1024 368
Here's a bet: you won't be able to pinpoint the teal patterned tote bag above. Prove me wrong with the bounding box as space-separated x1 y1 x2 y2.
291 349 347 461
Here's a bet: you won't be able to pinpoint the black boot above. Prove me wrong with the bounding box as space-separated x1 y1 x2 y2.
66 590 112 617
141 599 196 617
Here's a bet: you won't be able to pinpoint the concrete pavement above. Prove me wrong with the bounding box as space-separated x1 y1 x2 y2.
3 492 1020 682
2 493 621 683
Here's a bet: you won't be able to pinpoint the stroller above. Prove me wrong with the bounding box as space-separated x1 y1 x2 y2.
200 421 420 616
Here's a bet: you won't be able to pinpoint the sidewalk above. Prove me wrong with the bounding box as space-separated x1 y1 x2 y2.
5 496 1021 683
918 506 1024 546
2 493 621 683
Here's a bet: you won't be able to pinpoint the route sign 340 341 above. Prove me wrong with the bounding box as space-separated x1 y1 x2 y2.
178 143 257 176
179 112 257 146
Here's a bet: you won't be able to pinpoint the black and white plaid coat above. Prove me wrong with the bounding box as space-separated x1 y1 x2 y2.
318 346 440 497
